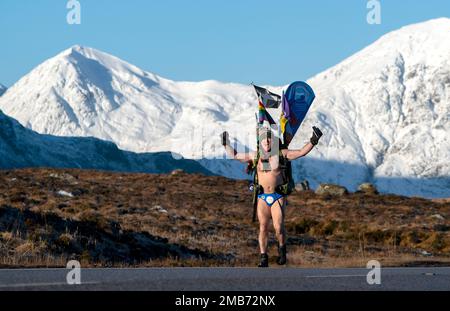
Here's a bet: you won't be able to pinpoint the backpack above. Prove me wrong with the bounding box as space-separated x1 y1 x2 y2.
248 148 295 196
277 151 295 196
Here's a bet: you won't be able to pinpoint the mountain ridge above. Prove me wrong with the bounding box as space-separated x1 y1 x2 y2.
0 109 212 175
0 18 449 197
0 83 6 96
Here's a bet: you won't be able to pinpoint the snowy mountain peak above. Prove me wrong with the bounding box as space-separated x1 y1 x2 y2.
311 18 450 86
61 44 86 56
395 17 450 34
0 44 176 147
300 18 450 197
372 17 450 47
0 44 254 153
0 19 449 197
57 45 163 83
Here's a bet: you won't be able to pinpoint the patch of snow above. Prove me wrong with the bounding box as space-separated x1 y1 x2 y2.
57 190 74 198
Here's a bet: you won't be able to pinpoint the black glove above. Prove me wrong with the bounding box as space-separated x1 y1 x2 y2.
310 126 323 146
221 131 230 146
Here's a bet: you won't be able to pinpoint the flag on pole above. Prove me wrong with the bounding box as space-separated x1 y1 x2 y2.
280 81 315 146
253 85 282 109
253 84 280 125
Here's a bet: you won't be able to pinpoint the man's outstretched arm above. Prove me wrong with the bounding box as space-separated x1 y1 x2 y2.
283 126 323 161
221 131 256 162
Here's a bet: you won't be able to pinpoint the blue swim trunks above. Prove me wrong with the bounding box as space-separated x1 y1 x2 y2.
258 192 284 207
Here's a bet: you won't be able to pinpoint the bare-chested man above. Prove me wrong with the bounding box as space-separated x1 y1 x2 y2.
221 126 323 267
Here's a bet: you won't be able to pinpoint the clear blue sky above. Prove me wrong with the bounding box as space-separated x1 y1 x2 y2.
1 0 449 87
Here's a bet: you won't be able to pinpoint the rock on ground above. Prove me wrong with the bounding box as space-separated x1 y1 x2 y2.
315 184 348 196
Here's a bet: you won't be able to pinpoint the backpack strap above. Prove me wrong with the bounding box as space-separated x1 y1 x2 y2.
277 148 295 195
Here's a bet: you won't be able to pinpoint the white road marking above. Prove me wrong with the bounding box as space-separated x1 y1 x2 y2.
0 281 99 288
305 274 366 278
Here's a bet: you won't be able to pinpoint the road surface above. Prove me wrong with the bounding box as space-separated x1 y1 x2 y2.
0 267 449 291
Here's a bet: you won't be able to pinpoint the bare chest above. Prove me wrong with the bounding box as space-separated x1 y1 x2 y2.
257 156 281 173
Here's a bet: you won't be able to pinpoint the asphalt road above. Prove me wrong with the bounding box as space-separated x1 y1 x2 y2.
0 267 449 291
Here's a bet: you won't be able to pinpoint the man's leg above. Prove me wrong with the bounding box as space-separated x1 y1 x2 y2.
257 198 271 254
271 197 287 265
271 197 286 245
257 199 271 267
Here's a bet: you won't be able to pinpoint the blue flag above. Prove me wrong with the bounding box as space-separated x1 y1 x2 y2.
280 81 315 146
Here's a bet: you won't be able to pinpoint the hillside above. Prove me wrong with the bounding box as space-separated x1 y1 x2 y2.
1 168 449 268
0 109 211 175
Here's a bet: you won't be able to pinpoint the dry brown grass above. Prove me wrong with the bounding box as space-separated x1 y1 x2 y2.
0 168 449 268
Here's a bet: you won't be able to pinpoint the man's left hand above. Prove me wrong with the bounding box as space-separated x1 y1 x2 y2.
310 126 323 146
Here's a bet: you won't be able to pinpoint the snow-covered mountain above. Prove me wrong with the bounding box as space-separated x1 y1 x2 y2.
0 109 211 175
0 84 6 96
299 18 450 197
0 45 254 155
0 18 449 197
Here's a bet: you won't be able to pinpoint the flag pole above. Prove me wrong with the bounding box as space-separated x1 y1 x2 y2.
252 111 259 223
